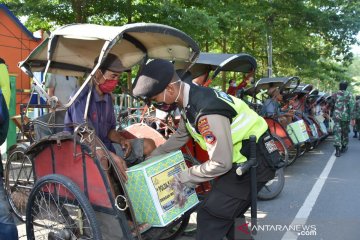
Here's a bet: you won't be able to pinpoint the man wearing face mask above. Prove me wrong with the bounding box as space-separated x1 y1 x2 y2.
133 59 277 240
227 78 250 97
64 53 153 180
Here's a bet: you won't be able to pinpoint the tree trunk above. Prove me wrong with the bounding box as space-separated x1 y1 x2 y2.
222 38 227 91
71 0 86 23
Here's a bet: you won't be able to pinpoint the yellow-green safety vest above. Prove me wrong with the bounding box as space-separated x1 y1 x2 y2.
185 95 268 164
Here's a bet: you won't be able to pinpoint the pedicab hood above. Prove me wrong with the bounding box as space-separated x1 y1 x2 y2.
18 23 200 107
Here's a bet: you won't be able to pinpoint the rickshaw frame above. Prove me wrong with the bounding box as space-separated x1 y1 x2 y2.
7 22 201 240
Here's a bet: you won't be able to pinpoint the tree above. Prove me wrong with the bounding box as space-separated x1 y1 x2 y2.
3 0 360 93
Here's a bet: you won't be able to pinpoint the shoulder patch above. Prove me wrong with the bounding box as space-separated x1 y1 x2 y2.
215 90 234 104
198 117 210 134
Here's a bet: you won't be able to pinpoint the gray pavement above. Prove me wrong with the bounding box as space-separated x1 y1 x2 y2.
12 134 360 240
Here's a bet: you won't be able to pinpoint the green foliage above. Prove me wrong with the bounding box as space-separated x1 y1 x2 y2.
3 0 360 93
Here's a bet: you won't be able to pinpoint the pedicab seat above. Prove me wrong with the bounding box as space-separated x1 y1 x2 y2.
33 110 67 141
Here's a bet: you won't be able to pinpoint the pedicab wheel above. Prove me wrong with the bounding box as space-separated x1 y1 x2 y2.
26 174 102 240
4 144 33 222
270 134 289 165
143 215 190 240
257 167 285 200
298 142 307 155
287 145 299 166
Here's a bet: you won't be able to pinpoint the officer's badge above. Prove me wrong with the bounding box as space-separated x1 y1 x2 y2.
215 91 234 104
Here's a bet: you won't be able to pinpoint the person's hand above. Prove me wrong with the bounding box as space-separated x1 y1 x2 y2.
170 174 188 208
96 148 128 181
120 139 132 158
110 151 128 182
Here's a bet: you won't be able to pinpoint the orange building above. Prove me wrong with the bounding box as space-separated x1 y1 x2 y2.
0 3 41 114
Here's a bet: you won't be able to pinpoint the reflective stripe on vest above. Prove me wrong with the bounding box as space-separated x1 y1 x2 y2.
185 95 268 164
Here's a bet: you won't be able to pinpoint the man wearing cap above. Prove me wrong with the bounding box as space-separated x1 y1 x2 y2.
64 53 153 180
133 59 277 240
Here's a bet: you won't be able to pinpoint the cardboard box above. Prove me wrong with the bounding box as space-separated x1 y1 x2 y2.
286 120 310 144
125 151 199 227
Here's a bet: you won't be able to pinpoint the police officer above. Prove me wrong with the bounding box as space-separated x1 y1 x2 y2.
132 59 277 240
353 95 360 141
332 81 355 157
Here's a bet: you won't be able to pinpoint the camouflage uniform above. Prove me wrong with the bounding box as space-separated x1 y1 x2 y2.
333 90 355 147
353 98 360 137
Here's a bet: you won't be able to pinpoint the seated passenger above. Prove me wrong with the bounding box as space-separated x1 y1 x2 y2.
261 87 294 127
64 53 155 179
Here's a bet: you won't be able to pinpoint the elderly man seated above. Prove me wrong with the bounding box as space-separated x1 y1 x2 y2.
64 53 155 236
64 54 156 174
261 86 294 127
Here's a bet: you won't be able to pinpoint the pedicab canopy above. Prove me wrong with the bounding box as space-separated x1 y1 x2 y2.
244 76 300 97
175 52 257 79
18 23 200 106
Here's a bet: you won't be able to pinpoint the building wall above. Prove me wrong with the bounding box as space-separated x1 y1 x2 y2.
0 6 40 114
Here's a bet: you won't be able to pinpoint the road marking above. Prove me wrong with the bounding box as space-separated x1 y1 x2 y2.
281 151 336 240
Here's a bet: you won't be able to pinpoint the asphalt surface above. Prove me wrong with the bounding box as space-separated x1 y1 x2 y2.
178 134 360 240
13 134 360 240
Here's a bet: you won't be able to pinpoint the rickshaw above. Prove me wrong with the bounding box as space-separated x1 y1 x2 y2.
4 23 201 240
283 83 321 150
307 89 329 141
244 76 310 166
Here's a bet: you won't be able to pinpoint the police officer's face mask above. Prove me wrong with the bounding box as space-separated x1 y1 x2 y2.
150 80 181 112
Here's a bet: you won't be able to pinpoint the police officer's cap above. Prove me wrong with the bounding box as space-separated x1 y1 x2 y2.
94 53 127 73
133 59 174 98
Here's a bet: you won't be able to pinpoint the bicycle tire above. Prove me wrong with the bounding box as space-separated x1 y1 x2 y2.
270 134 289 166
26 174 102 240
4 144 33 222
287 144 299 166
258 167 285 200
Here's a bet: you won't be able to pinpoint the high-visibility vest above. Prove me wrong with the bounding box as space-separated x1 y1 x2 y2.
184 87 268 163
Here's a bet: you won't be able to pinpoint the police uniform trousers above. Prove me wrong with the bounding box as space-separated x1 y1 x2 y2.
196 134 275 240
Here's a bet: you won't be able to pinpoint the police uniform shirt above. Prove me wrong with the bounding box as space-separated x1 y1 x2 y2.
151 83 234 187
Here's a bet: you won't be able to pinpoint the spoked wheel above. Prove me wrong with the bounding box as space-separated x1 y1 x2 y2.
257 134 286 200
287 145 299 166
144 215 190 240
298 143 307 155
4 145 33 221
258 167 285 200
26 174 102 240
270 134 289 165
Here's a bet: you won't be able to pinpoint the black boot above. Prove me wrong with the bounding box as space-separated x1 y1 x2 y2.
341 145 348 153
335 147 341 157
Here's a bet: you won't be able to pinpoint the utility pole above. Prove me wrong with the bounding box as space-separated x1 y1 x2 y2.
267 0 273 78
267 35 273 78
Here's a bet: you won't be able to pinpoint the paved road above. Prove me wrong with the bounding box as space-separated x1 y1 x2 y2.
14 134 360 240
178 135 360 240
